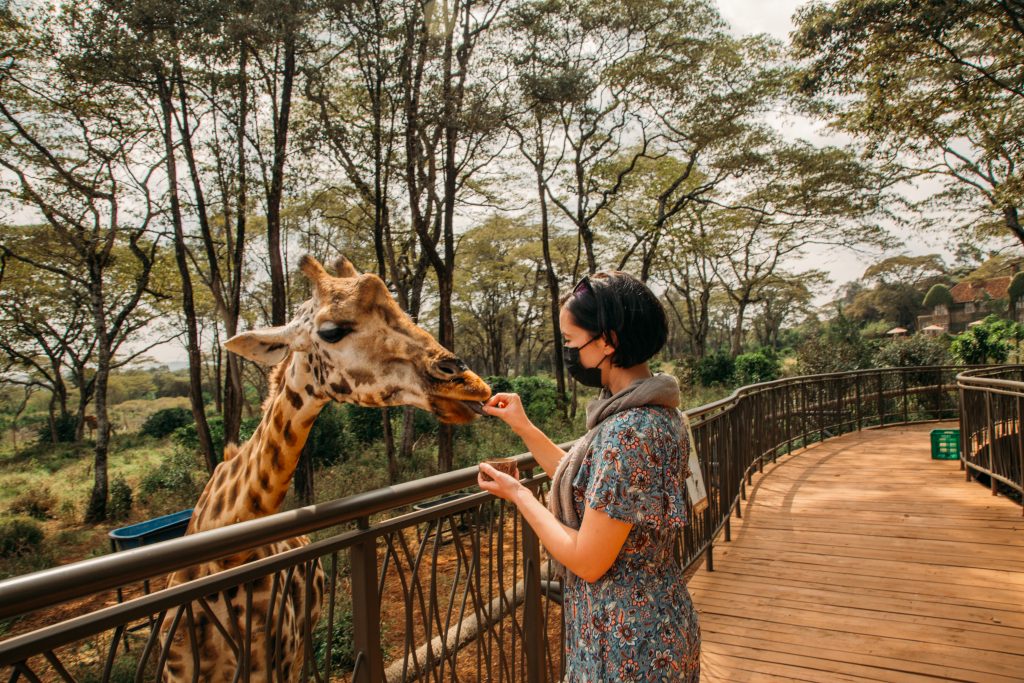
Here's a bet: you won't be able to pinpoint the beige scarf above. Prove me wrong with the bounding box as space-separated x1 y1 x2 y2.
547 373 683 584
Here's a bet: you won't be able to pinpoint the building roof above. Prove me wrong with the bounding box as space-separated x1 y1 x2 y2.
950 276 1011 303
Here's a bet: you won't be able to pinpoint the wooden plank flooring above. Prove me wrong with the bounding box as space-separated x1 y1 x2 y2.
688 423 1024 683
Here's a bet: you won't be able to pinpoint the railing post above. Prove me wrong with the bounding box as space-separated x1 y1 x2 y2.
985 391 998 496
855 372 862 431
521 491 545 683
902 370 909 424
349 517 384 683
877 374 884 426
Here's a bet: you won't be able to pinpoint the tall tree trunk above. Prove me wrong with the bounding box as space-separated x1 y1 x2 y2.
267 36 296 327
534 116 566 408
84 259 111 523
156 69 217 473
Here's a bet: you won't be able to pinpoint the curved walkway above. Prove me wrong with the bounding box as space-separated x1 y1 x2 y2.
688 423 1024 682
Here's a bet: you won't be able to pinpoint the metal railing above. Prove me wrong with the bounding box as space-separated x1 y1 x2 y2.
957 366 1024 512
0 365 980 682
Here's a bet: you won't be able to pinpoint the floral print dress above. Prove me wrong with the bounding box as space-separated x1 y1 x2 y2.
563 405 701 682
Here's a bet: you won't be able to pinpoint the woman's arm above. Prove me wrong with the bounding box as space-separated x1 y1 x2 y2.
483 393 568 478
479 463 632 583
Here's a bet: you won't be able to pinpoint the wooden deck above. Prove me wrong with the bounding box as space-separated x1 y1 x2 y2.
688 423 1024 683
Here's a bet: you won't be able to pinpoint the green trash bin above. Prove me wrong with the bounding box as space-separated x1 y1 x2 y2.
930 429 960 460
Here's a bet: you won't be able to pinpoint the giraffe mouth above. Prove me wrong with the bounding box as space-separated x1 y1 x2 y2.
462 400 486 416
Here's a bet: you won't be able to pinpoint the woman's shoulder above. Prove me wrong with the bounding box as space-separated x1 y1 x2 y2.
598 405 680 441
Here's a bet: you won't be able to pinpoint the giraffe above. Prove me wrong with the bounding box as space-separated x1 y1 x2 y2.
158 254 491 682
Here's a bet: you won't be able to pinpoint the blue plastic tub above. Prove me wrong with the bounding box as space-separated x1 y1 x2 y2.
108 508 194 551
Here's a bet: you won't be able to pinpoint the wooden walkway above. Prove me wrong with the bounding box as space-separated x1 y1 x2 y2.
688 423 1024 683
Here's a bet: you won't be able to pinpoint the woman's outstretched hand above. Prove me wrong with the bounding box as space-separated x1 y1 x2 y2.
482 392 532 434
477 462 524 502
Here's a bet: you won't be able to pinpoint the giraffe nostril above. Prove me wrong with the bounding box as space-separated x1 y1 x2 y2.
433 358 468 378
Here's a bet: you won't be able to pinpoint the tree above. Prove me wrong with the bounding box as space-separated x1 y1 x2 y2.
793 0 1024 247
923 284 954 309
0 9 168 520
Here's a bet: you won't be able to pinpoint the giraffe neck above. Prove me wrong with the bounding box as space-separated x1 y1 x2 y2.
195 354 328 532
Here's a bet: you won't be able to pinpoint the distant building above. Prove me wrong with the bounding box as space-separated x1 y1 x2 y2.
917 275 1023 333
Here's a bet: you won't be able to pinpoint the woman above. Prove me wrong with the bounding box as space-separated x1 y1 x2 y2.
478 271 701 682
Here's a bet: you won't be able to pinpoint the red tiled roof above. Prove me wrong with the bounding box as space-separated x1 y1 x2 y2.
950 276 1011 303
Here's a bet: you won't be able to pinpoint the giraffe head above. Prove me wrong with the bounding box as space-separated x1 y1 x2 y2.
225 255 491 424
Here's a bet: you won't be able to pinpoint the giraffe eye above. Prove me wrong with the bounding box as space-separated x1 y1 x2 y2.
317 323 354 344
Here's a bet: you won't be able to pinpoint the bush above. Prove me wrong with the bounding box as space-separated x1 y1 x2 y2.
173 416 259 462
303 404 350 467
140 407 193 438
694 352 735 387
344 405 384 444
950 316 1024 365
734 351 779 386
0 517 44 558
7 488 55 520
108 475 133 521
313 609 356 671
138 449 205 510
873 334 951 368
36 413 77 444
510 375 558 424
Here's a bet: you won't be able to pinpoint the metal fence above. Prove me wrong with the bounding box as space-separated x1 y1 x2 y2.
0 365 979 682
957 366 1024 511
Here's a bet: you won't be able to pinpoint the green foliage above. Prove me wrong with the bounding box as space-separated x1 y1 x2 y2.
0 517 44 558
510 375 558 424
108 475 133 521
922 284 953 309
7 487 55 520
173 416 259 461
313 609 356 671
873 335 951 368
1009 272 1024 309
36 413 76 444
950 316 1024 365
303 404 349 468
694 352 734 387
796 310 875 374
140 407 193 438
75 654 143 683
344 405 385 444
138 448 205 511
734 351 779 385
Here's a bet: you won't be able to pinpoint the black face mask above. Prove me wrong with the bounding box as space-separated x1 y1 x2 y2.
563 337 605 388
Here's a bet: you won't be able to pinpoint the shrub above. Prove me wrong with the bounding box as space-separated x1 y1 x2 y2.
873 334 951 368
303 403 350 467
7 488 55 520
108 475 133 521
313 609 356 671
36 413 77 444
0 517 44 558
510 375 558 424
734 351 779 386
138 449 205 510
484 376 514 394
950 316 1024 365
694 352 735 387
140 407 193 438
922 284 954 308
344 405 384 444
173 416 259 462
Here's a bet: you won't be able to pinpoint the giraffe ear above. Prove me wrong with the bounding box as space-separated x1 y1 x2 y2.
225 326 296 365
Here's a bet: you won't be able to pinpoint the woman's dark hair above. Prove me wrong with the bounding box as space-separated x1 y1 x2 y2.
561 271 668 368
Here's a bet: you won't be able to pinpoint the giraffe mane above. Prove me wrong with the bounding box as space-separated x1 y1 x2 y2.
261 350 295 415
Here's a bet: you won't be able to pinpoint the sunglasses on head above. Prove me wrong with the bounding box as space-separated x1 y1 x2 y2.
573 276 593 297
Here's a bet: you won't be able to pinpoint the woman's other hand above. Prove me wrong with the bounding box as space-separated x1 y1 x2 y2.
477 463 524 502
482 393 532 434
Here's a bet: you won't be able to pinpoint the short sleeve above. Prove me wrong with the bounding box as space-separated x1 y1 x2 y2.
580 407 687 528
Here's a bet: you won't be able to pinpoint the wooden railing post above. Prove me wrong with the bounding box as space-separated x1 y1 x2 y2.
521 489 546 682
349 517 384 683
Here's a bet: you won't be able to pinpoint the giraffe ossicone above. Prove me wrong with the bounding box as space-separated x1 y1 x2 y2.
159 254 491 682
